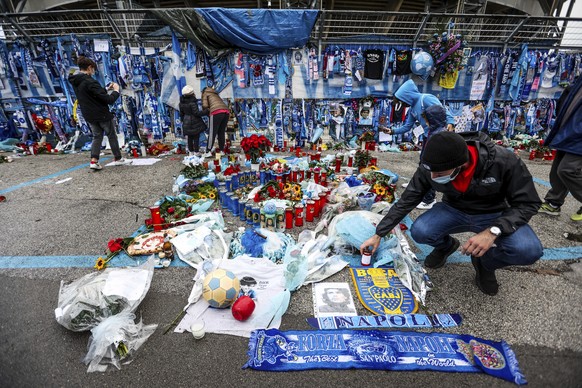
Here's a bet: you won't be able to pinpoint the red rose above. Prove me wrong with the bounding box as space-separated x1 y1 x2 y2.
167 207 175 214
107 238 124 253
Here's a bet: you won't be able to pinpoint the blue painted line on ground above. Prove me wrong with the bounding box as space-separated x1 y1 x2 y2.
0 157 111 195
533 177 551 188
0 253 190 269
401 215 581 263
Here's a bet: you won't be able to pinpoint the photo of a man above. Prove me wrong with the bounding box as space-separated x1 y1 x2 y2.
314 283 357 317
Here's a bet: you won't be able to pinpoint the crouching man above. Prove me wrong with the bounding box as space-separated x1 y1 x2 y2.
360 131 543 296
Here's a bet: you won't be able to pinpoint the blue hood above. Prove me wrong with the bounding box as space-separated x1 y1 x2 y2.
424 104 447 131
394 80 421 106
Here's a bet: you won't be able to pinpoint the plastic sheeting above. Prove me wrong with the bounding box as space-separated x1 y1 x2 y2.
151 8 319 56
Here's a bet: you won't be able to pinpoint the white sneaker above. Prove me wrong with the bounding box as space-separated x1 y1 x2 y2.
110 158 132 166
202 152 212 158
89 162 102 170
401 182 409 189
416 200 436 210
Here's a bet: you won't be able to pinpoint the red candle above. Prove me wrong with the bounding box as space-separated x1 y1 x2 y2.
291 170 298 182
306 200 315 222
314 169 320 184
348 156 353 167
285 207 293 229
318 192 326 212
312 195 320 217
149 206 163 232
335 157 342 173
294 204 304 227
529 150 536 160
306 169 312 180
370 157 378 167
295 148 301 157
320 172 327 187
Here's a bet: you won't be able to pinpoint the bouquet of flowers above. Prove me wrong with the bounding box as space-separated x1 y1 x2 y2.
427 31 465 76
158 196 190 223
253 180 285 202
241 134 272 163
354 150 372 169
427 28 466 88
284 182 303 201
363 170 397 203
182 183 217 202
222 163 241 176
358 131 375 144
147 142 171 156
268 161 290 175
181 163 209 180
94 237 135 271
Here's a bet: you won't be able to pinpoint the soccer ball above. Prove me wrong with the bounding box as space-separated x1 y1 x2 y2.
411 51 434 80
202 269 241 308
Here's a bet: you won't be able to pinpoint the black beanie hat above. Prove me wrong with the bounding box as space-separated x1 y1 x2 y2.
421 132 469 172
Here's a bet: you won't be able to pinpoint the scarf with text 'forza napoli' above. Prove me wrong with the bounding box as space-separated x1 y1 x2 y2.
244 329 526 385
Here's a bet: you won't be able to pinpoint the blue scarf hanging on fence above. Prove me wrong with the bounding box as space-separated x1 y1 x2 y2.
245 329 527 385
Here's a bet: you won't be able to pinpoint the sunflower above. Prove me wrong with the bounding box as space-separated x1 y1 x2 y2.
377 187 386 196
373 183 382 191
94 257 107 271
284 183 292 191
292 185 301 194
199 194 207 199
208 192 216 199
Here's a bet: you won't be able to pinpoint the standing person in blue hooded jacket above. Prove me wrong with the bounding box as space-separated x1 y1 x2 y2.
537 75 582 221
382 80 455 209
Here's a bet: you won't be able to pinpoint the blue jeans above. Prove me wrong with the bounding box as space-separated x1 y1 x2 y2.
410 202 543 271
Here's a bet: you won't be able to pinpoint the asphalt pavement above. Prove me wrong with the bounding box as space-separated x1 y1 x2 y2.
0 148 580 388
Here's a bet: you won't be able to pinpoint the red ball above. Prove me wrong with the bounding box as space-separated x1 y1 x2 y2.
231 295 255 321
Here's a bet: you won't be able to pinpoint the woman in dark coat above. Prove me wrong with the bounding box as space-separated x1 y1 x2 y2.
179 85 208 154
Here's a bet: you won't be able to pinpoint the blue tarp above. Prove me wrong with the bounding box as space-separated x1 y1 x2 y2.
151 8 319 56
196 8 319 54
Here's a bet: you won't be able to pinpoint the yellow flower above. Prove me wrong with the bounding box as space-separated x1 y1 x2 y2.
373 183 382 190
200 194 207 199
293 185 301 194
94 257 107 271
208 192 216 199
284 183 292 191
377 187 386 196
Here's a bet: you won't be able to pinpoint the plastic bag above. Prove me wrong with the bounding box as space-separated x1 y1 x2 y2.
326 210 430 305
84 311 157 373
172 226 230 268
55 259 155 332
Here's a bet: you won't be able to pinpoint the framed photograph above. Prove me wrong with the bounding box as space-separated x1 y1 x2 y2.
312 282 357 318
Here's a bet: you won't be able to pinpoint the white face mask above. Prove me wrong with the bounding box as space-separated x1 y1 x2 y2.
431 167 461 184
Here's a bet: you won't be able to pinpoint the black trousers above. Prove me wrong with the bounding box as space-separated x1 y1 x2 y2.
187 133 201 153
206 112 229 152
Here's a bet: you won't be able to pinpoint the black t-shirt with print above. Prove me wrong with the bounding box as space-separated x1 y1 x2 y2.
364 49 384 79
395 50 413 75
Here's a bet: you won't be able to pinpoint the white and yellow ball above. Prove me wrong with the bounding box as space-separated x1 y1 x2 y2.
202 269 240 308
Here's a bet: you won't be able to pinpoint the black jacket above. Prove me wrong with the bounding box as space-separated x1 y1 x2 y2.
68 72 119 123
376 132 541 237
179 95 208 136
